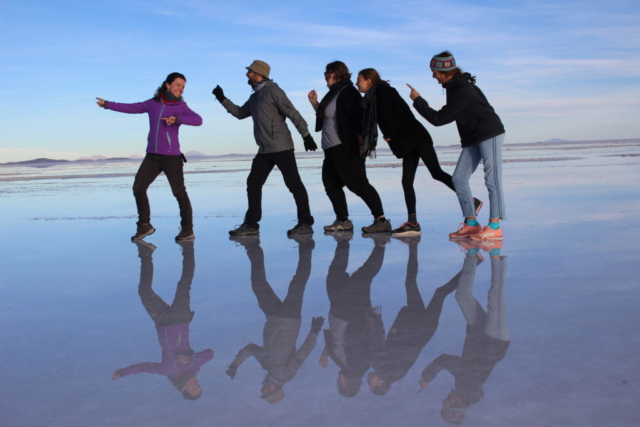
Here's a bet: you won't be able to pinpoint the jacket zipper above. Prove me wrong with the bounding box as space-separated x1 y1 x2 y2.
166 132 172 150
155 104 166 153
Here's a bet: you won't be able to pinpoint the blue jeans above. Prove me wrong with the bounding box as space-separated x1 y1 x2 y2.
452 133 506 219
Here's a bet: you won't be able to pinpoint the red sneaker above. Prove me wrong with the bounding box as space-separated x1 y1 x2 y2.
449 223 482 239
469 225 504 240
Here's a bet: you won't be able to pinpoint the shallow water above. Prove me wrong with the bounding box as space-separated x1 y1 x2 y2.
1 141 639 426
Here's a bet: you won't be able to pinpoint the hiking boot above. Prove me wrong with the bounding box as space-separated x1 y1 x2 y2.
469 225 504 240
392 235 422 245
323 219 354 232
229 235 261 250
363 234 391 247
288 234 316 249
176 240 195 257
134 240 156 257
391 222 422 236
175 226 195 241
473 198 483 215
287 222 313 236
131 223 155 241
361 218 391 234
325 230 354 242
229 223 259 236
449 223 482 239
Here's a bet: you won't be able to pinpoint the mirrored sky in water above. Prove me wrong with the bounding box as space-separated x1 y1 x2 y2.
1 141 639 426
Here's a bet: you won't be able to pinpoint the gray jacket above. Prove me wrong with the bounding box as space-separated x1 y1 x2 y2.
222 80 310 154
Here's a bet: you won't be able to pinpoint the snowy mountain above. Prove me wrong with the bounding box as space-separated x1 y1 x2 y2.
184 150 208 157
77 154 109 161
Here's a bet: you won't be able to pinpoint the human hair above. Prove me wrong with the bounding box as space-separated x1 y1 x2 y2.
168 371 201 400
433 51 476 85
357 68 389 86
153 72 187 101
325 61 352 81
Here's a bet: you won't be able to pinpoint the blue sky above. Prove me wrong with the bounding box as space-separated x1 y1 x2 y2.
1 0 639 162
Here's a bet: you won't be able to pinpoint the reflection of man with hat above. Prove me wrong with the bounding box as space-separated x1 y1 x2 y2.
212 61 318 237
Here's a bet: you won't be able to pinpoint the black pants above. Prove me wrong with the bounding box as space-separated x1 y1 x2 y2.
247 241 311 319
133 153 193 227
245 150 313 226
137 242 195 327
401 142 455 215
322 145 384 220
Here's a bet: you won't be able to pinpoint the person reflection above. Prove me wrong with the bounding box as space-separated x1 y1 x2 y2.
368 235 459 395
418 241 509 424
113 241 213 400
226 235 323 404
319 233 387 397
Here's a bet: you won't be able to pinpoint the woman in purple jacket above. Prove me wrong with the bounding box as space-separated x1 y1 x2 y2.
96 72 203 241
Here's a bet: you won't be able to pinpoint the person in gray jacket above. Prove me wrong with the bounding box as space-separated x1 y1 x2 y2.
213 60 318 236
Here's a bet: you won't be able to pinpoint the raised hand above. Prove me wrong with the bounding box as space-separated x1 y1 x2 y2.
406 84 420 101
212 85 226 103
96 97 106 108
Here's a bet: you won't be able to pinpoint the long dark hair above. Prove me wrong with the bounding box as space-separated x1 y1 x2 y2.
357 68 389 87
153 72 187 101
434 51 476 85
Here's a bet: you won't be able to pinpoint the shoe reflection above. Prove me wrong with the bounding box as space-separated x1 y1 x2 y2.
419 245 510 424
112 241 214 401
319 234 387 397
226 235 323 404
368 235 458 396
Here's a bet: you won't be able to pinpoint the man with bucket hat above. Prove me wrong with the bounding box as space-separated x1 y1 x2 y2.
212 60 318 236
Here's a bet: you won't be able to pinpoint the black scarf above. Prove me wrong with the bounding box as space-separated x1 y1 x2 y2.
163 90 182 103
315 78 352 132
360 84 379 159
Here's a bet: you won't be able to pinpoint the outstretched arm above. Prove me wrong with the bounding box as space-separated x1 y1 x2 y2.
99 98 150 114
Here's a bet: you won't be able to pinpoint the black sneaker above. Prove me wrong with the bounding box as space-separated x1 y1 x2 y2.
363 234 391 247
131 223 155 241
287 234 316 249
392 235 422 245
229 235 261 250
134 240 156 257
391 222 422 236
323 219 354 232
361 218 391 234
287 222 313 236
229 223 259 236
175 227 195 241
474 198 483 215
324 230 354 242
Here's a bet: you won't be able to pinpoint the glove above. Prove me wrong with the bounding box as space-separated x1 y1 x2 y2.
303 134 317 152
212 85 226 103
311 316 324 334
226 364 238 379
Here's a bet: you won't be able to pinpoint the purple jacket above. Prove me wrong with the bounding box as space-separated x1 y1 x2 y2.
105 98 203 156
118 323 214 378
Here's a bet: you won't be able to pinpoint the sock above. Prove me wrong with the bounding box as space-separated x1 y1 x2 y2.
408 214 417 224
465 218 479 227
489 248 501 257
467 248 480 256
488 222 500 230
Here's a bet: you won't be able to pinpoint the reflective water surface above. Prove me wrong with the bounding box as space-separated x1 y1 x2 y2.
1 141 639 426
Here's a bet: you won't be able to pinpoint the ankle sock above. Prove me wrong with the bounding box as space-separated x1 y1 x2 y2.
488 222 500 230
467 248 480 256
465 218 479 227
489 248 501 257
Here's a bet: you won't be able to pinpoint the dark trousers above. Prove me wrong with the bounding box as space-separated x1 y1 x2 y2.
322 145 384 220
401 142 455 215
137 243 195 327
245 150 313 226
247 241 311 319
133 153 193 227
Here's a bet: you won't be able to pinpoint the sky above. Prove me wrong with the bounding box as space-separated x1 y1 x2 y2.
1 0 639 162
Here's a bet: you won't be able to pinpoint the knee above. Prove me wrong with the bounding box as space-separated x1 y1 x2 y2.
132 183 146 197
451 172 467 189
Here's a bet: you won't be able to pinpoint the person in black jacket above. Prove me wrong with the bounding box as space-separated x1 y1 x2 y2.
408 51 506 241
356 68 481 236
308 61 390 234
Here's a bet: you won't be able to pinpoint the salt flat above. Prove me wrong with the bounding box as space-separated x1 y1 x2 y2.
1 140 639 427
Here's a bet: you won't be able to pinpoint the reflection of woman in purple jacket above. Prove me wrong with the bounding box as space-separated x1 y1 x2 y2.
96 72 203 242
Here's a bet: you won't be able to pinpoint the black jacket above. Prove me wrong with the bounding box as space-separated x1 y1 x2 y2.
315 84 362 156
413 74 505 148
375 84 433 159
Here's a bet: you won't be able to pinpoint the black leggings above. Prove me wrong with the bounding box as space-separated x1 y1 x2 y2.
245 150 313 226
401 143 455 215
132 153 193 227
